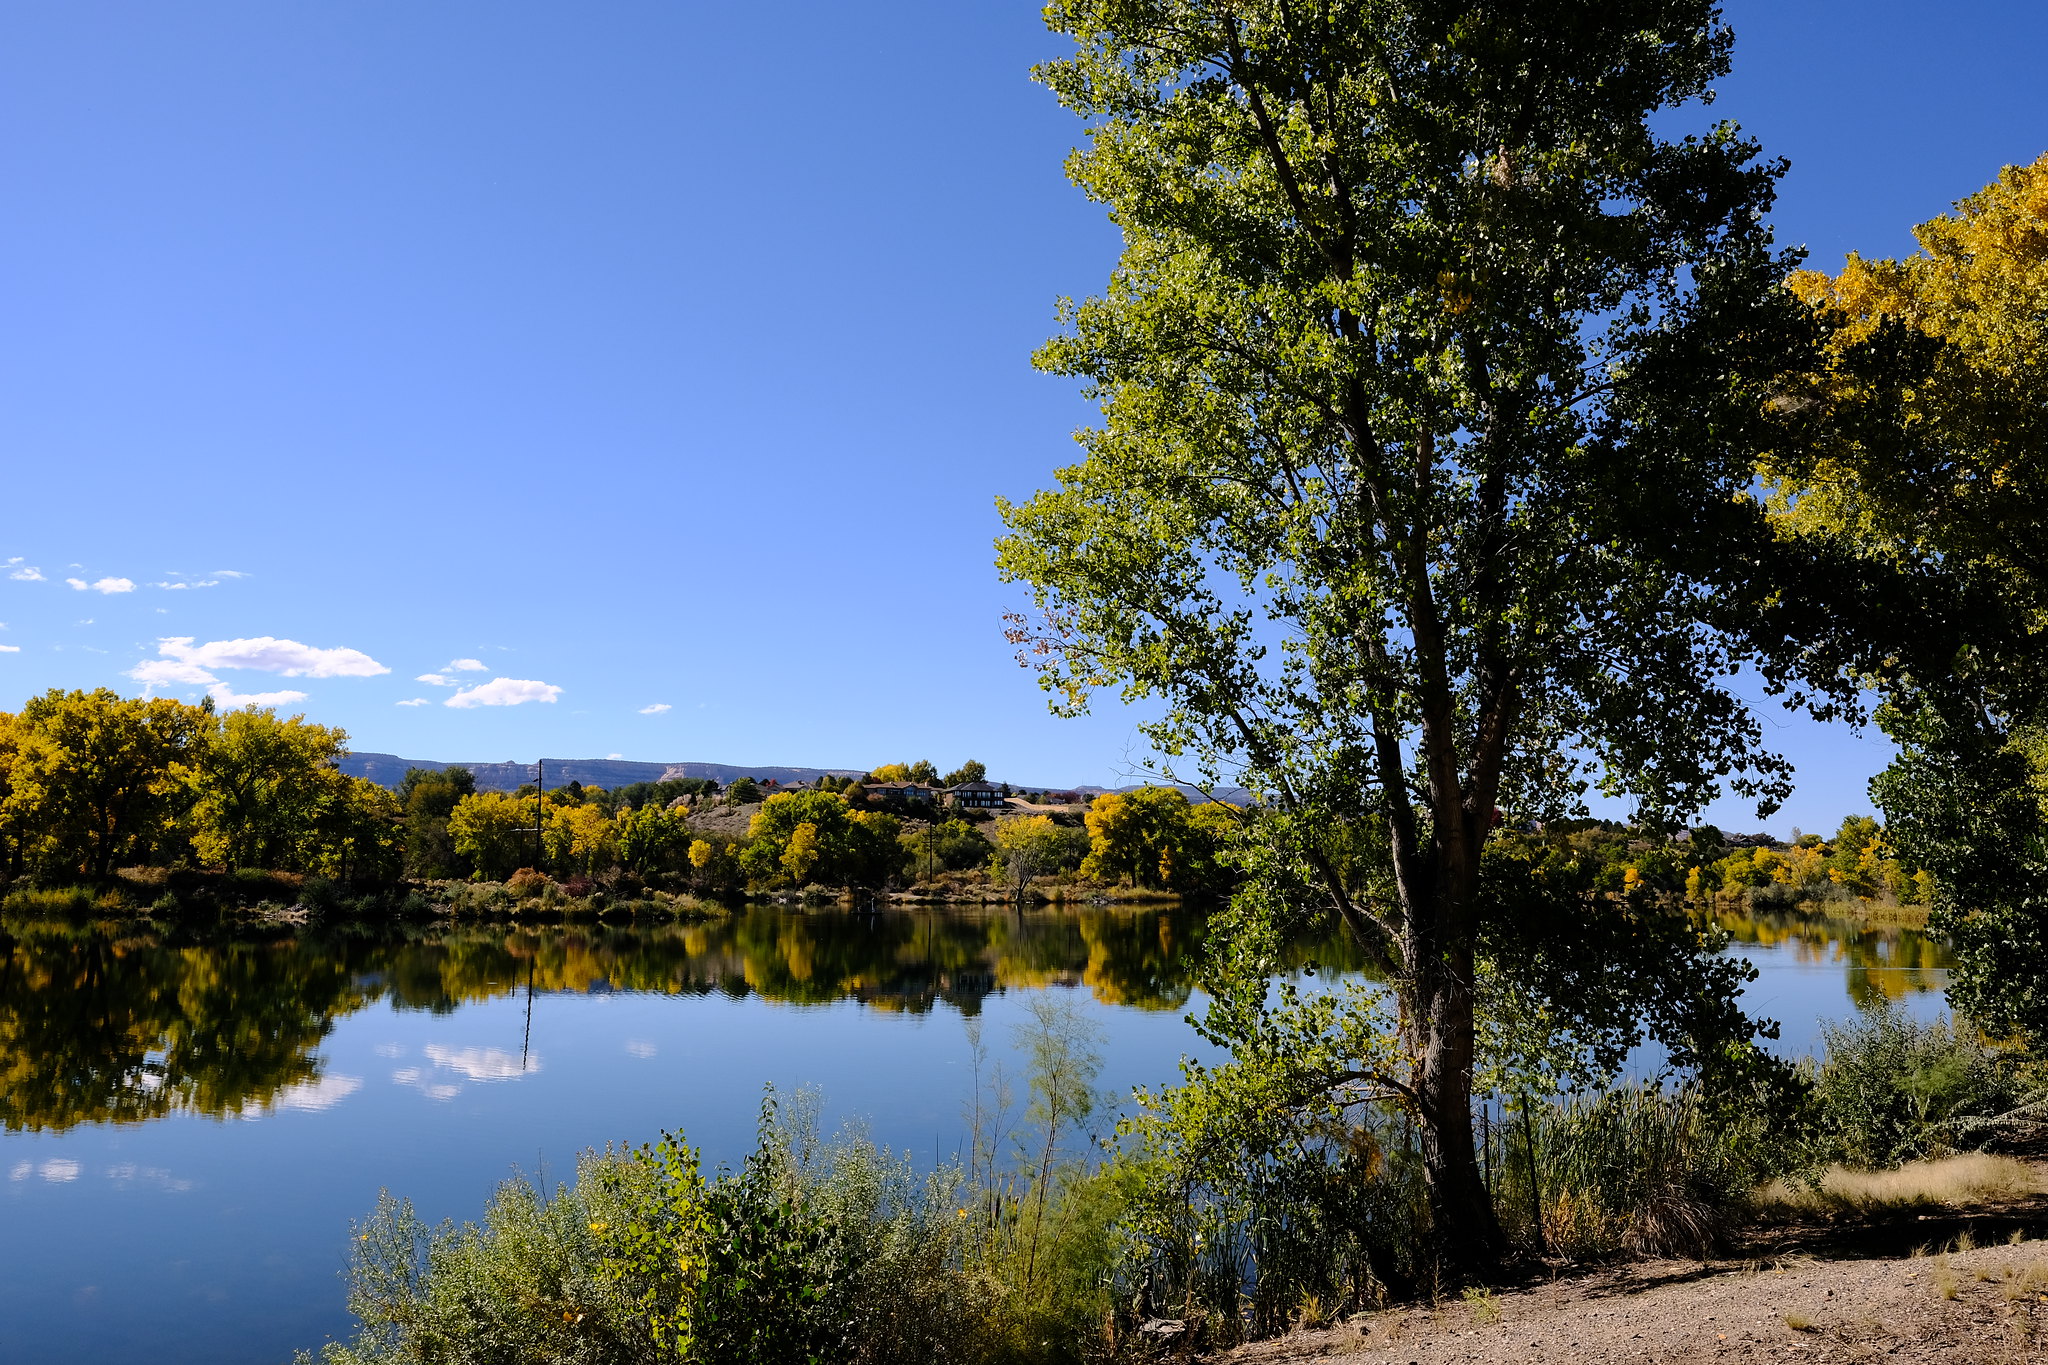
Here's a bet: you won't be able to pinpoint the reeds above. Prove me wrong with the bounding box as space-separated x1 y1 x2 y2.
1485 1083 1779 1260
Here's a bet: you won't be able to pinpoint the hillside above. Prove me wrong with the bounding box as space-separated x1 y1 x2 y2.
336 751 1252 802
335 752 865 792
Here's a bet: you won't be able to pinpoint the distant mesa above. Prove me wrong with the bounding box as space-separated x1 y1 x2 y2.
334 751 1248 803
335 752 864 792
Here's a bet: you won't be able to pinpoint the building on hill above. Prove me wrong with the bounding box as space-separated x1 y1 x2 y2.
945 780 1004 809
864 781 942 806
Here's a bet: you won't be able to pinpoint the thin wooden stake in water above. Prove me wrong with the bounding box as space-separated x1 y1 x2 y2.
1520 1094 1544 1252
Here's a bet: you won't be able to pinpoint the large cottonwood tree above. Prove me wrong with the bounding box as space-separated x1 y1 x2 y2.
998 0 1855 1268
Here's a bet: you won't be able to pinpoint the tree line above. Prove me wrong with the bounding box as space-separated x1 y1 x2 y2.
0 690 1250 901
0 688 397 883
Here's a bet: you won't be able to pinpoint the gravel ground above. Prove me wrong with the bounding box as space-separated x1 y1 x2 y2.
1210 1240 2048 1365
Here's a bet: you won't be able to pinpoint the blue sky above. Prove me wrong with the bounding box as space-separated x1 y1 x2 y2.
1 2 2041 835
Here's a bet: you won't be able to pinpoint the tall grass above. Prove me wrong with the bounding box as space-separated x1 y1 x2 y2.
1756 1154 2047 1217
1487 1083 1784 1260
0 885 103 916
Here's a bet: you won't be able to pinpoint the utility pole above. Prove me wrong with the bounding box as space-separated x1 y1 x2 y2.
515 759 547 873
533 758 545 871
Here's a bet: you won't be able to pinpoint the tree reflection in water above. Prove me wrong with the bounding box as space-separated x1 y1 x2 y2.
1704 906 1953 1011
0 906 1251 1133
0 903 1945 1135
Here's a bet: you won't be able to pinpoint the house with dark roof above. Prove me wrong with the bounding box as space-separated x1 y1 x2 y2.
944 780 1005 809
864 780 943 806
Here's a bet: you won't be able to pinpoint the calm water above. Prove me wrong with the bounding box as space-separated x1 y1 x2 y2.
0 904 1948 1364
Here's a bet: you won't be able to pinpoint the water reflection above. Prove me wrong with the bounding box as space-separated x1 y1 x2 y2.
0 902 1950 1135
0 906 1237 1133
1704 906 1951 1011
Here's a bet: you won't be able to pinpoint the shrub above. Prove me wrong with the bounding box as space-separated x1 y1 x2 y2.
0 885 95 917
308 1093 1043 1365
1812 1003 2032 1166
505 867 552 899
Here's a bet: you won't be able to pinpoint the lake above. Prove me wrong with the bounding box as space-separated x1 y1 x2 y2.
0 903 1949 1364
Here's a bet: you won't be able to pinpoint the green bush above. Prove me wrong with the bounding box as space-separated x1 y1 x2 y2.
1812 1002 2031 1167
304 1089 1107 1365
1117 1059 1434 1339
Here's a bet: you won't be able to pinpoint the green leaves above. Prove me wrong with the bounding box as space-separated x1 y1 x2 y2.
1004 0 1851 1266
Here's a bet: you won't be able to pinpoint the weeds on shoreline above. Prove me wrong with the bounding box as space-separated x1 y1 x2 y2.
303 1001 1126 1365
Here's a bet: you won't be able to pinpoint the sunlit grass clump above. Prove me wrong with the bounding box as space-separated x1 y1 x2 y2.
1757 1154 2046 1217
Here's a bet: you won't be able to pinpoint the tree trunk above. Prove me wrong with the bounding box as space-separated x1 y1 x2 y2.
1405 950 1508 1277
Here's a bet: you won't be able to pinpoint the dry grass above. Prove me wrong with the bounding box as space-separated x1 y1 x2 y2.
1756 1154 2046 1216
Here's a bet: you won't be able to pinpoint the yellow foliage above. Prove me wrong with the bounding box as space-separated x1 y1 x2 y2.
1773 153 2048 566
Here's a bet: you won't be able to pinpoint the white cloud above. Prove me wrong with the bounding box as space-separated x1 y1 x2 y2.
639 702 672 714
395 697 430 707
415 672 455 686
245 1073 362 1117
422 1044 538 1082
0 645 17 654
446 677 561 709
607 752 624 760
129 657 217 688
67 576 134 594
447 658 486 672
102 1163 192 1193
391 1068 463 1102
158 635 387 678
625 1040 657 1058
9 565 42 581
209 683 310 709
212 569 248 578
37 1159 81 1182
150 580 220 591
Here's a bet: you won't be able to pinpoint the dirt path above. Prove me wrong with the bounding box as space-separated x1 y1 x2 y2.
1212 1239 2048 1364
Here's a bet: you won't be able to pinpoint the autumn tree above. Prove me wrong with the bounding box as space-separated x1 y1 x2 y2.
740 790 907 888
999 0 1852 1269
1081 788 1190 889
4 689 212 878
544 800 614 876
1769 153 2048 1039
398 766 477 878
448 791 532 881
189 707 350 870
311 775 405 883
617 802 689 876
992 814 1086 898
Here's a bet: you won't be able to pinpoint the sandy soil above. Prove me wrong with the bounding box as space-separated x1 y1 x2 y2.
1208 1238 2048 1365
